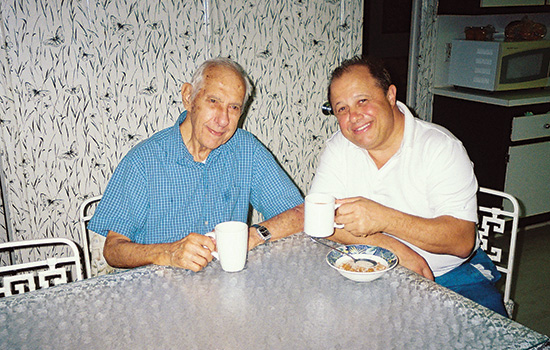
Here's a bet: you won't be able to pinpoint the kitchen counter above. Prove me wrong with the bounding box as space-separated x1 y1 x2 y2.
432 86 550 107
432 94 550 224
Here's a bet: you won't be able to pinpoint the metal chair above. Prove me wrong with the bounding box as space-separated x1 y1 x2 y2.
0 238 83 297
79 195 103 279
477 187 519 318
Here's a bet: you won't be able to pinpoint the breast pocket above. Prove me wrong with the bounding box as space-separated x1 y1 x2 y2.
215 186 248 223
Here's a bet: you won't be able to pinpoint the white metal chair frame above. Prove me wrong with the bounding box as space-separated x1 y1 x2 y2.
477 187 519 318
79 195 102 279
0 238 83 297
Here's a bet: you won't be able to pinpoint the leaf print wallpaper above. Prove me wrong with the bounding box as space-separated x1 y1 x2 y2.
412 0 438 122
0 182 7 266
0 0 438 276
0 0 362 274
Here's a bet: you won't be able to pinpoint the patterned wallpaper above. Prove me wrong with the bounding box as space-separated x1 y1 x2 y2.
0 183 7 266
0 0 439 276
0 0 366 273
413 0 438 121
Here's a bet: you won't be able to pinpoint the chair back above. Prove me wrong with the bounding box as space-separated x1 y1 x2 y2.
79 195 102 279
477 187 519 318
0 238 83 297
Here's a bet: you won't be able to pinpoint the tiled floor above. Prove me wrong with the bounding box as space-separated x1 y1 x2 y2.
511 222 550 336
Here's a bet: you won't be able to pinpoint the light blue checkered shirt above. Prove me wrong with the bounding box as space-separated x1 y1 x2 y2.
88 111 303 244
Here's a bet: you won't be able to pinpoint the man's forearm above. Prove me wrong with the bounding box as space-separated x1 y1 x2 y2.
336 197 476 258
255 204 304 245
381 210 476 258
104 231 171 268
329 229 405 251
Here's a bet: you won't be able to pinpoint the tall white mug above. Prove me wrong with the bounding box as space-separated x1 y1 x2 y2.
304 193 343 238
206 221 248 272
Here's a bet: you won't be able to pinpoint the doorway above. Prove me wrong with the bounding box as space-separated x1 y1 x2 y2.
363 0 413 103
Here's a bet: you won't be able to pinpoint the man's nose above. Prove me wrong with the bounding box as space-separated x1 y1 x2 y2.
216 107 230 127
349 108 360 123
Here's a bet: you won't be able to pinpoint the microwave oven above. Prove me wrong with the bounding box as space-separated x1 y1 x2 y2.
448 39 550 92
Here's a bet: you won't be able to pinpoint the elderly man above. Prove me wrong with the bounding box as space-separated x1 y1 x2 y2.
311 56 507 316
89 58 303 272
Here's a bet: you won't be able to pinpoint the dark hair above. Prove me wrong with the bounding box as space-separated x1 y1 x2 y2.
327 56 392 105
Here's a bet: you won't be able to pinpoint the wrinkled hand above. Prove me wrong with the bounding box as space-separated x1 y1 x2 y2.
167 233 215 272
335 197 390 237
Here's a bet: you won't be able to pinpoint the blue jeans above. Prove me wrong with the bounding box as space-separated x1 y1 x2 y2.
435 248 507 317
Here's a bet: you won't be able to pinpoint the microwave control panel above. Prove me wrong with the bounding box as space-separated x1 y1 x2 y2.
448 40 500 91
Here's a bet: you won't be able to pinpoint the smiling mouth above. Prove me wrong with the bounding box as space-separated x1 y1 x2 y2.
207 127 225 137
354 121 372 133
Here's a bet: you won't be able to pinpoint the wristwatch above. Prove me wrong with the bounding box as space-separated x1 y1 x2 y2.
251 224 271 242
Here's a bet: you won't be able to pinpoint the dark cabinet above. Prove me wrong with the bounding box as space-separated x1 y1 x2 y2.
432 95 550 225
437 0 550 15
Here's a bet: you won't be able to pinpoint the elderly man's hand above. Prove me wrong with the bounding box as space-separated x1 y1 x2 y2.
335 197 391 237
167 233 216 272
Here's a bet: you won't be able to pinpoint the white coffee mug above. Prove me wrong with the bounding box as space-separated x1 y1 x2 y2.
206 221 248 272
304 193 343 238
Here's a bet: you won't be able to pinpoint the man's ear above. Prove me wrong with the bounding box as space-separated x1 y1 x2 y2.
386 84 397 106
181 83 193 110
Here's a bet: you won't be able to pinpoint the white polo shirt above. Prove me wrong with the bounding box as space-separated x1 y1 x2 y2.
310 101 478 277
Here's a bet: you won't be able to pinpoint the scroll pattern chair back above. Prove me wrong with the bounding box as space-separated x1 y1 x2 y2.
0 238 83 297
477 187 519 318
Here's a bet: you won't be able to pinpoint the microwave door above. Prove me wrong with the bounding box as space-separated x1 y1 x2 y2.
498 47 550 91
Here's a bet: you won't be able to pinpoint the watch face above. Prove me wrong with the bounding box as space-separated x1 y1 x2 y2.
256 225 271 240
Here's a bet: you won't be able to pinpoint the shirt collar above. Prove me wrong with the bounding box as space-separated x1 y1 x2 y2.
396 101 416 152
162 111 195 165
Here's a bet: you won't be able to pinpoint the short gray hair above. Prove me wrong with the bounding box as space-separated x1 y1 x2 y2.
189 57 252 107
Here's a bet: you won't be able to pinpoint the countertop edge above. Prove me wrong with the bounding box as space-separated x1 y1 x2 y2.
432 87 550 107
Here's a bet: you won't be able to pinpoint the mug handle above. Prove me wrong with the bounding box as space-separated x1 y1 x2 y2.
204 232 219 259
334 203 344 229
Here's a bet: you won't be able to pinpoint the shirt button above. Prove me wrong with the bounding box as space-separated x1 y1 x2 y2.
204 221 209 226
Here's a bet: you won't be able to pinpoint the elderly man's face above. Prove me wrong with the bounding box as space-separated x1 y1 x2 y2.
182 66 246 156
329 65 399 153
